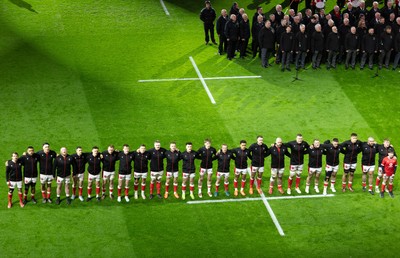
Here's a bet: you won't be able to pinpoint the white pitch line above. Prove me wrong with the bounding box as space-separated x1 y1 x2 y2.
189 56 216 104
159 0 170 16
138 75 261 83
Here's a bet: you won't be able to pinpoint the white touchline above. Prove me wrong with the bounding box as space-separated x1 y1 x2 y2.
187 193 335 237
159 0 170 16
189 56 216 104
138 75 262 83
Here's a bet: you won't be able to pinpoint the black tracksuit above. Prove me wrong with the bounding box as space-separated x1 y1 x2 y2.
133 152 150 173
6 160 23 182
72 153 87 176
86 154 102 175
216 15 229 54
118 152 134 175
20 153 40 178
53 154 75 178
269 145 290 169
181 151 197 174
232 148 250 169
326 32 340 68
239 19 251 57
340 140 362 164
285 141 310 165
322 144 342 167
361 143 378 166
225 19 239 59
200 6 217 43
165 150 181 172
280 31 295 69
295 31 308 69
308 148 324 168
248 143 270 167
216 150 233 172
149 148 167 172
37 150 57 176
361 33 378 68
102 150 119 172
197 147 217 169
345 32 359 68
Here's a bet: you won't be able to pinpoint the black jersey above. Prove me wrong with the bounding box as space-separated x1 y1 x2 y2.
181 151 198 173
118 152 134 175
37 150 57 175
232 148 250 169
133 151 150 173
165 150 181 172
148 148 167 172
53 154 75 178
248 143 270 167
216 150 233 172
20 153 40 178
6 160 23 182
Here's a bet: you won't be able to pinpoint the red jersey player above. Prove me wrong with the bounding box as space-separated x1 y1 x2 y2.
380 150 397 198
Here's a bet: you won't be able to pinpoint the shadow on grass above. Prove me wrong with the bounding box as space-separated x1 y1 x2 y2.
9 0 38 13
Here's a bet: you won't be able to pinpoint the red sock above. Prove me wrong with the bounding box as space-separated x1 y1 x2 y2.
250 178 254 188
109 188 113 195
165 184 169 193
348 183 352 188
96 187 100 195
88 188 92 196
295 177 301 188
42 191 46 199
376 177 381 186
8 194 12 203
72 187 76 196
257 178 262 188
288 178 293 188
79 187 83 196
369 185 373 190
31 194 35 199
381 184 386 192
324 182 328 187
173 184 178 192
234 180 238 188
389 184 393 192
241 180 246 188
269 182 274 188
125 188 129 196
47 192 51 199
141 184 146 191
156 182 161 194
224 183 229 191
150 183 154 194
118 188 122 196
102 188 106 194
190 185 194 191
134 184 139 191
342 182 346 188
18 193 23 202
215 185 219 192
362 182 366 187
182 185 186 191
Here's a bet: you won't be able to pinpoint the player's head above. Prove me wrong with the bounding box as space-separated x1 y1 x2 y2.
123 144 130 154
12 152 19 161
76 146 82 155
107 145 115 154
221 144 228 153
43 142 50 153
154 140 161 150
296 134 303 144
240 140 247 150
350 133 358 143
60 147 67 156
170 142 177 151
139 144 146 153
27 146 34 155
313 139 320 148
186 142 193 151
256 135 263 145
332 138 339 147
367 137 375 146
204 139 211 148
388 150 394 158
383 138 390 148
275 137 283 147
92 146 99 156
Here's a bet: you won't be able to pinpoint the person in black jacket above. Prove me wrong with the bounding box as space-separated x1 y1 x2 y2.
239 13 251 58
86 146 103 201
6 152 24 208
216 9 229 55
340 133 362 192
305 140 324 194
197 139 217 198
101 145 119 200
164 142 181 199
37 142 57 204
393 31 400 70
214 144 233 197
200 1 217 45
360 137 378 194
338 18 351 63
148 140 167 200
321 138 343 195
311 24 324 69
345 26 360 69
269 138 291 195
326 26 340 69
20 146 40 205
71 146 86 202
225 14 239 60
248 136 270 195
232 140 250 197
295 24 309 70
117 144 134 202
379 26 394 69
280 26 295 71
259 20 275 67
133 144 151 200
252 15 264 58
53 147 75 205
180 142 198 200
360 28 378 70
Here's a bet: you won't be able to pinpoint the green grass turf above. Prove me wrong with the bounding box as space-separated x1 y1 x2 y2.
0 0 400 257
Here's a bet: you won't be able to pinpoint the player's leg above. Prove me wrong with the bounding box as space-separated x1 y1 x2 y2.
314 170 321 193
367 169 374 194
156 173 162 198
277 170 284 194
249 167 257 194
342 164 350 192
223 173 230 196
348 164 355 192
102 172 109 199
133 174 140 199
375 166 383 192
141 175 147 199
17 182 24 208
388 175 395 198
198 169 205 198
295 166 303 193
95 177 101 201
72 175 78 200
172 173 179 199
65 177 71 204
23 179 30 204
189 174 195 200
164 172 171 199
207 171 213 197
56 177 62 205
330 167 338 192
233 169 240 196
40 175 47 203
361 165 368 191
240 171 247 196
78 174 84 201
323 169 332 195
46 177 53 203
269 169 277 194
150 172 156 199
87 176 93 201
117 175 123 202
7 183 14 208
30 180 37 203
181 173 188 200
256 168 265 194
305 168 313 193
214 172 221 197
287 166 296 194
380 174 388 198
125 177 131 202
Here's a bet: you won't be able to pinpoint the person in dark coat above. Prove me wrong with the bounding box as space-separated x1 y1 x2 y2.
225 14 239 60
200 1 217 45
311 24 324 69
360 28 378 70
344 26 360 69
294 24 309 70
379 26 394 69
326 26 340 69
259 20 276 68
216 9 229 55
239 13 251 58
252 15 264 58
280 26 295 71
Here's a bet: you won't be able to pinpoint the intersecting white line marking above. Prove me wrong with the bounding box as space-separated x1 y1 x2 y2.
160 0 170 16
138 75 262 83
189 56 216 104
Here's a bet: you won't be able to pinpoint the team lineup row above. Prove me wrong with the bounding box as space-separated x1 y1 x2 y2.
5 133 397 208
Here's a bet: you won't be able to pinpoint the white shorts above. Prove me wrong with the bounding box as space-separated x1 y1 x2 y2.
73 173 84 181
40 174 54 184
9 181 22 189
183 173 196 179
103 171 115 180
271 168 284 177
119 174 132 181
166 171 179 178
235 168 249 175
134 172 148 179
362 165 375 173
383 174 395 181
325 165 339 172
290 165 304 172
200 168 213 176
57 176 71 184
217 172 230 178
88 173 101 182
378 166 383 176
251 166 265 173
24 177 37 184
308 167 322 174
151 171 164 180
344 163 357 170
